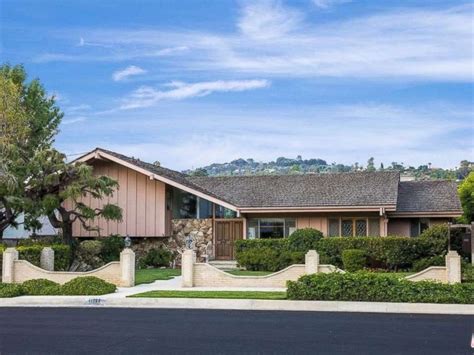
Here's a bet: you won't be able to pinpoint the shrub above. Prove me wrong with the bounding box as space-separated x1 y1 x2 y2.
21 279 61 295
14 244 72 271
287 272 474 304
419 224 465 257
143 247 173 268
100 235 125 263
51 244 72 270
0 283 24 298
61 276 116 295
412 255 445 272
462 261 474 283
342 249 366 272
287 228 323 252
75 240 104 269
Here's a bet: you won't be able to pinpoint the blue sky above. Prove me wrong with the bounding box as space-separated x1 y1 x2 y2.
2 0 473 170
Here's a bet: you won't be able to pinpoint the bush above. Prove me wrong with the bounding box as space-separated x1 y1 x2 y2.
412 255 445 272
462 261 474 283
419 224 465 257
287 272 474 304
100 235 125 263
342 249 366 272
14 244 72 271
21 279 61 296
236 233 447 272
287 228 323 252
61 276 116 295
75 240 104 269
0 283 24 298
142 247 173 268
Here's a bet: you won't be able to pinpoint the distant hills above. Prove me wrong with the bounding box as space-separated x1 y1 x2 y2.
184 157 473 181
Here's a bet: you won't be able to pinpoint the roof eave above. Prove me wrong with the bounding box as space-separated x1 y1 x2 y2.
239 205 397 214
388 211 463 218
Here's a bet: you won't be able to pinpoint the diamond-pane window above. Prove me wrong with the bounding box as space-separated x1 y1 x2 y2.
328 219 339 237
355 220 367 236
341 220 353 237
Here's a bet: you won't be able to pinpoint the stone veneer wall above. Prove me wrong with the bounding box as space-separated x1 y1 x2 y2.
130 218 213 265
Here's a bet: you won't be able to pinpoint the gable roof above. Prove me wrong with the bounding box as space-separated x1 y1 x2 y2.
188 172 400 209
395 180 462 214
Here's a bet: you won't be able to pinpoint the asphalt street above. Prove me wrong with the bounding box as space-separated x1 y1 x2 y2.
0 307 472 354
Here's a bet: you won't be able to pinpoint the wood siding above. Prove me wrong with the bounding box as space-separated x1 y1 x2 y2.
71 160 166 237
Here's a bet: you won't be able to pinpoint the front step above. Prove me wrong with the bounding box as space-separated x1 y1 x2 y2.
208 260 238 270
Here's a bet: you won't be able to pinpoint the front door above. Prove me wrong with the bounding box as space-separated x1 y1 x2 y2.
215 220 243 260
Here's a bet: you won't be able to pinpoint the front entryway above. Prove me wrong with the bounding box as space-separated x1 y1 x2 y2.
214 220 243 260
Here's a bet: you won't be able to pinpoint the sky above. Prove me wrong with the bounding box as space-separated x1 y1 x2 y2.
1 0 473 170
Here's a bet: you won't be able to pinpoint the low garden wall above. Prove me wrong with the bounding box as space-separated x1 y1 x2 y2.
405 251 461 284
182 250 344 288
2 247 135 287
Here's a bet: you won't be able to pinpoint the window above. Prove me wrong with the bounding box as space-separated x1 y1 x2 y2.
247 218 296 239
215 205 237 219
328 219 339 237
410 218 430 237
198 198 213 219
172 188 197 219
328 217 380 237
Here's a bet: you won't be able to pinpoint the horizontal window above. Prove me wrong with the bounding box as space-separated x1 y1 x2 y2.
247 218 296 239
328 218 380 237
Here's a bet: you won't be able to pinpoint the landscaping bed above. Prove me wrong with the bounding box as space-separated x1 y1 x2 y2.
0 277 117 298
129 290 287 299
287 272 474 304
135 268 181 285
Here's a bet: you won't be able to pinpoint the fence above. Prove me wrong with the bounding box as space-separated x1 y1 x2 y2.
2 247 135 287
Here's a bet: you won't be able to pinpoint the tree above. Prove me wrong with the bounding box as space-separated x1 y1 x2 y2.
458 172 474 223
366 157 375 172
25 150 122 245
191 168 208 177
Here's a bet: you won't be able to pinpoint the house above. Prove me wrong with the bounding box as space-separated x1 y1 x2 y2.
73 148 462 261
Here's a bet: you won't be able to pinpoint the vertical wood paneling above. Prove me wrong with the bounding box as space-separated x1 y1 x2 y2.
107 163 119 235
136 174 147 236
297 217 310 229
145 178 156 236
126 169 137 236
117 166 128 235
155 182 166 236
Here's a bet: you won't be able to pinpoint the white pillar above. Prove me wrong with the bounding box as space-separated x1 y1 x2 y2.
182 250 195 287
120 248 135 287
40 247 55 271
305 250 319 274
445 250 461 284
2 248 18 283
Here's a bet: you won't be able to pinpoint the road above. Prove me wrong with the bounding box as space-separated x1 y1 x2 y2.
0 308 472 354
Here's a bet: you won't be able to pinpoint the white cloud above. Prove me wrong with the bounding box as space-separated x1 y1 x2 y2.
120 79 270 109
112 65 147 81
45 3 472 82
312 0 351 9
62 116 87 125
238 0 303 40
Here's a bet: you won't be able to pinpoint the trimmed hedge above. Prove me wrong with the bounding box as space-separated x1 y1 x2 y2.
61 276 116 295
412 255 445 272
16 244 72 271
342 249 366 272
0 283 24 298
287 272 474 304
236 234 446 271
21 279 61 296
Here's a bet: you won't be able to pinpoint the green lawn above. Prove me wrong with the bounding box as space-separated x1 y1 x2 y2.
129 290 287 299
225 270 274 276
135 268 181 285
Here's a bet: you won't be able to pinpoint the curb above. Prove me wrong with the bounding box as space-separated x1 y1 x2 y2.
0 297 473 315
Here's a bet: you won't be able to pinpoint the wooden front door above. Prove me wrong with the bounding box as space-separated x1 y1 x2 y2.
215 220 243 260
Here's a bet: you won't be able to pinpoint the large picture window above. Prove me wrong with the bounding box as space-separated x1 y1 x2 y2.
328 217 380 237
247 218 296 239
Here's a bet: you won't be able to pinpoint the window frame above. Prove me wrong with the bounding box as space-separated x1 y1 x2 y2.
327 217 380 237
247 218 297 239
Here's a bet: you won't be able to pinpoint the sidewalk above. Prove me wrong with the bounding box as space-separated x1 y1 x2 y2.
0 277 472 315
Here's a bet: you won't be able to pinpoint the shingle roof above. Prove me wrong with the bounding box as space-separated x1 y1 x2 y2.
95 148 235 204
188 172 400 208
396 180 462 212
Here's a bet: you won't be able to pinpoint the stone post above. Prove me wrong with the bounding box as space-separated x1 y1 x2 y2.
445 250 461 284
40 247 55 271
305 250 319 275
182 249 195 287
2 248 19 283
120 248 135 287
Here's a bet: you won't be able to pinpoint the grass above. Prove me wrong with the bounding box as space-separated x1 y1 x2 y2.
129 290 287 299
225 270 274 276
135 268 181 285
